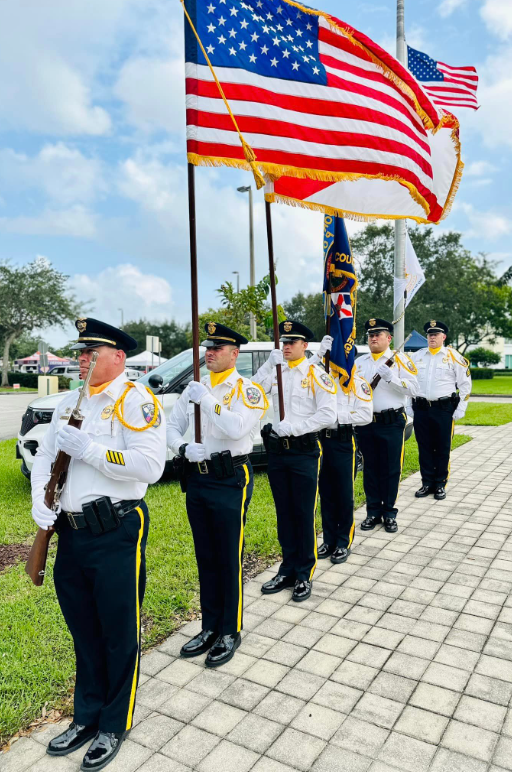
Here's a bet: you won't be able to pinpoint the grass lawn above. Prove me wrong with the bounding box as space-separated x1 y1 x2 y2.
457 402 512 426
472 376 512 395
0 432 471 743
0 388 38 394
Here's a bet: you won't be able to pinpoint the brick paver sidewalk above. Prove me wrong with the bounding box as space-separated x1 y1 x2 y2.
4 424 512 772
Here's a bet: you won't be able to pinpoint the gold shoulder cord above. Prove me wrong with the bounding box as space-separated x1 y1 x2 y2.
236 378 270 413
308 365 337 395
448 347 469 368
114 383 160 431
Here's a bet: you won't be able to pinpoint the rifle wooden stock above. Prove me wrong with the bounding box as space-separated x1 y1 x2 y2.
25 527 54 586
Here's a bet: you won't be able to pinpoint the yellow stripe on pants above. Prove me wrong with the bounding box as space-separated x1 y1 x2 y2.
237 465 250 632
348 435 356 548
125 506 144 731
446 419 455 488
393 413 407 506
309 441 323 581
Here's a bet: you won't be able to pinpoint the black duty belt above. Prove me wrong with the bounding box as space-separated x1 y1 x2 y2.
321 424 353 443
267 431 319 453
373 407 405 424
188 453 249 478
63 498 142 531
413 394 457 409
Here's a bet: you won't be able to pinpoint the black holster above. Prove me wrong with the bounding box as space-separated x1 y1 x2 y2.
173 455 188 493
82 496 120 534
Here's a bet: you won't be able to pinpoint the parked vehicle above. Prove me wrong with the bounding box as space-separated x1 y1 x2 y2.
17 341 411 479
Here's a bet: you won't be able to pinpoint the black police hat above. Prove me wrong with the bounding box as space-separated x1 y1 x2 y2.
365 318 394 334
201 322 248 348
424 320 448 335
70 318 138 352
279 320 314 342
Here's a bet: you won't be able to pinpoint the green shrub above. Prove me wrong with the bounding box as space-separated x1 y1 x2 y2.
470 368 494 380
7 373 71 390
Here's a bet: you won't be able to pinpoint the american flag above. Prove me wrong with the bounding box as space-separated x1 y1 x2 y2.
184 0 462 223
408 45 479 112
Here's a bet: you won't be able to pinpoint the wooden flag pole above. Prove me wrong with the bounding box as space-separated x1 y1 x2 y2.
264 200 285 420
187 163 202 442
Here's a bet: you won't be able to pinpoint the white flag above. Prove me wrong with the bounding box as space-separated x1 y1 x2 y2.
393 232 425 311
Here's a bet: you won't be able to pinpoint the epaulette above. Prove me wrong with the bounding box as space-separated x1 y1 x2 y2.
448 347 469 368
395 353 418 375
354 375 373 402
309 364 337 395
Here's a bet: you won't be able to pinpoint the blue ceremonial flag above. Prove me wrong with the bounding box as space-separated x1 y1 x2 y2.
323 215 357 392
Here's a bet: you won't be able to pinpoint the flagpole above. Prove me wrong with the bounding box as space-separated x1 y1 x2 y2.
187 163 202 442
264 200 285 420
393 0 406 349
324 283 331 375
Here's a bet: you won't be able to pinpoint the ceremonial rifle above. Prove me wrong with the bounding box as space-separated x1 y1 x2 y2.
370 333 412 391
25 352 99 586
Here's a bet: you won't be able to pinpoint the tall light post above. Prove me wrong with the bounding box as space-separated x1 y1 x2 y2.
237 184 257 339
232 271 240 293
118 308 124 327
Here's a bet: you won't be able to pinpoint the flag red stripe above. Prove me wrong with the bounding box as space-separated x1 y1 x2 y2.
437 61 478 74
186 107 433 177
186 77 431 154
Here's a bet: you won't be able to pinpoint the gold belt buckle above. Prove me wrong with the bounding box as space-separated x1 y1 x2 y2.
68 513 78 530
198 461 208 474
283 438 290 450
325 429 331 438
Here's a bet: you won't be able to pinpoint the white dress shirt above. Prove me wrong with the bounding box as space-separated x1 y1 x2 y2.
253 356 337 436
410 346 472 415
356 350 419 413
167 369 267 459
31 372 167 512
308 353 373 428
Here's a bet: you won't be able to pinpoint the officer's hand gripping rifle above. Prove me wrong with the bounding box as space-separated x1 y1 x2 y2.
25 352 99 586
370 334 412 391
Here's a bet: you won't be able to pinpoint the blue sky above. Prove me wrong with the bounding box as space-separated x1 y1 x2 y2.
1 0 510 347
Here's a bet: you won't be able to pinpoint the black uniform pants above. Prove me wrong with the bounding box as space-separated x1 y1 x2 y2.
357 412 406 520
267 443 322 582
54 501 148 734
319 434 356 549
413 404 455 487
186 462 253 635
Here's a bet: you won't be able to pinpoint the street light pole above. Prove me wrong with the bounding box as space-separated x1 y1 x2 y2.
237 185 257 340
393 0 406 349
118 308 124 327
232 271 240 293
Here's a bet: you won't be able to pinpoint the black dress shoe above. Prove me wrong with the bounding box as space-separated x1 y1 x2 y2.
205 633 241 668
261 573 295 594
384 518 398 533
360 516 381 531
317 543 334 559
81 731 127 771
415 485 433 498
331 547 350 564
292 580 312 602
47 723 98 757
434 486 447 500
180 630 218 658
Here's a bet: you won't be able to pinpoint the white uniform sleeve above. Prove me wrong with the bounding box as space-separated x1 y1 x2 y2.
290 377 337 436
199 383 266 441
454 359 472 416
82 390 167 483
166 389 191 455
338 379 373 426
252 358 274 394
384 356 419 398
308 352 321 367
31 409 58 503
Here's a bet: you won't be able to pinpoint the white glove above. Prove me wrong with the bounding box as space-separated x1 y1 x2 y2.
319 335 333 357
55 425 92 460
32 499 59 530
453 406 465 420
277 420 293 437
185 442 206 462
376 362 393 382
188 381 209 404
268 349 284 367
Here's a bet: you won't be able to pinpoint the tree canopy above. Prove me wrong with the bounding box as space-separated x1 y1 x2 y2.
120 319 191 359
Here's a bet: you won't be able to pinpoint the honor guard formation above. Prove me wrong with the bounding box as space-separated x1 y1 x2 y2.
30 314 471 770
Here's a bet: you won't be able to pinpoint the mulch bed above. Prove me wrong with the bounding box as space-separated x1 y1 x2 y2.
0 544 31 573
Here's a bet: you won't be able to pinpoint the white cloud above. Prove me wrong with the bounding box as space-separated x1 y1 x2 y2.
467 45 512 148
0 206 97 238
480 0 512 40
458 202 512 240
438 0 468 17
0 144 105 205
464 160 498 177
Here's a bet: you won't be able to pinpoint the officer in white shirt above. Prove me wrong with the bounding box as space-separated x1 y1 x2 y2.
254 321 337 601
31 318 167 771
167 323 267 667
356 318 419 533
309 335 373 563
409 320 472 500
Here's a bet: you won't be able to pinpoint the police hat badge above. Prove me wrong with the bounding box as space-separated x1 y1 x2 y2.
369 319 376 327
208 322 217 335
76 318 87 333
430 320 437 327
283 321 293 332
